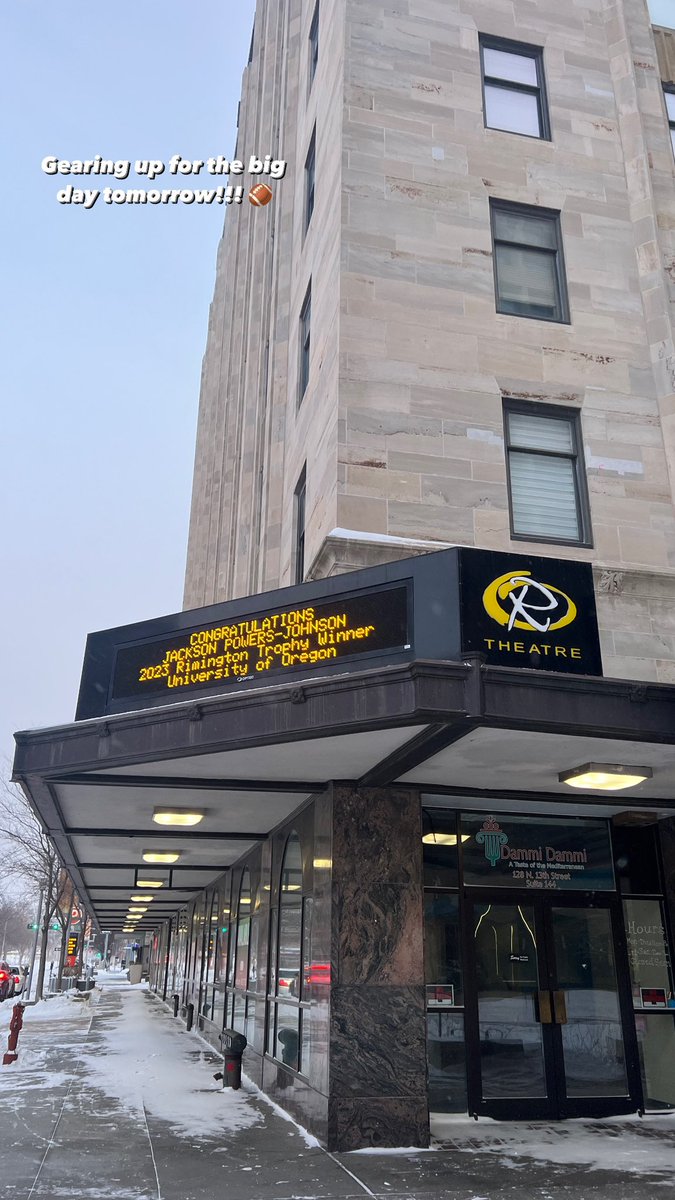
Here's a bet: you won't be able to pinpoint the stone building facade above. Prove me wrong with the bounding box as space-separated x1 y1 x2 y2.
15 0 675 1156
185 0 675 685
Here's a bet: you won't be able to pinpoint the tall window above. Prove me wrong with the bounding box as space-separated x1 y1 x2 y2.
503 401 591 546
480 36 549 139
308 2 319 92
299 282 312 401
304 126 316 233
491 200 569 323
294 466 307 585
232 869 252 1034
664 87 675 156
267 833 304 1072
198 891 219 1023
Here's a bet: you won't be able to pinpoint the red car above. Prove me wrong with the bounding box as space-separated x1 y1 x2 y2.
0 961 12 1002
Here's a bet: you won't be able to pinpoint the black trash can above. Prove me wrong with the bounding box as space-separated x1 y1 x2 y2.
219 1028 247 1089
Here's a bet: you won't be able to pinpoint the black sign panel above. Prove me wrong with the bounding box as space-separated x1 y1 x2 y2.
458 548 602 675
75 545 603 719
106 585 409 709
462 814 614 891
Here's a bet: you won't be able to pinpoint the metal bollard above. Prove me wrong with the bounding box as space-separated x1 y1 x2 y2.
3 1004 25 1065
185 1002 194 1031
172 993 180 1017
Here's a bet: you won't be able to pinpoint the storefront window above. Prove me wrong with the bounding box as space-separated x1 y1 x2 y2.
268 832 303 1071
424 893 463 1007
427 1012 467 1112
206 892 219 985
613 824 661 896
422 809 459 888
200 891 219 1022
635 1013 675 1109
232 870 252 1033
624 898 674 1007
173 910 188 997
624 891 675 1110
187 896 206 1004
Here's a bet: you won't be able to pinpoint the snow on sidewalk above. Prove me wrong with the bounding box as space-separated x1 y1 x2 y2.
0 985 262 1143
78 987 263 1141
431 1111 675 1178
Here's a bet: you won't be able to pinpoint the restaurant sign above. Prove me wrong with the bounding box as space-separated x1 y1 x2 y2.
462 814 614 891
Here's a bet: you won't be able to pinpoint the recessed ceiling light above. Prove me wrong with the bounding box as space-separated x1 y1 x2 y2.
421 833 471 845
123 927 134 932
130 894 154 902
559 763 653 792
313 858 332 869
142 852 181 864
136 879 165 888
128 906 148 913
152 808 204 826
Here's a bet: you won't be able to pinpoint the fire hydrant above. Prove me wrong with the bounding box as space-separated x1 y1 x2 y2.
3 1003 25 1065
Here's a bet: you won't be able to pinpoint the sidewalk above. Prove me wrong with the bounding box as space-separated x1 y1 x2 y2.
0 982 673 1199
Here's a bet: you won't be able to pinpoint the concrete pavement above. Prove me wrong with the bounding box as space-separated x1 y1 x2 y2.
1 982 674 1200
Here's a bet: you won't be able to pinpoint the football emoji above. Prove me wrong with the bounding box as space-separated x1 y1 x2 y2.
249 183 273 206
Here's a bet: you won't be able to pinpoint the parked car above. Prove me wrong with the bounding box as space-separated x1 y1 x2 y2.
9 967 24 997
0 961 13 1002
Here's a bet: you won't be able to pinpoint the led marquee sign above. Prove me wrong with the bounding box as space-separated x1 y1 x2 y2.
111 587 409 704
75 546 602 720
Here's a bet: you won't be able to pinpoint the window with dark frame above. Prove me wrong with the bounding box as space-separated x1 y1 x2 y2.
664 87 675 157
308 2 319 91
480 35 549 139
503 401 592 546
268 832 304 1073
304 126 316 232
294 466 307 585
491 200 569 323
298 282 311 401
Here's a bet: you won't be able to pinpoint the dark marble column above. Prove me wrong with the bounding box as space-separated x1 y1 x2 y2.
328 784 428 1151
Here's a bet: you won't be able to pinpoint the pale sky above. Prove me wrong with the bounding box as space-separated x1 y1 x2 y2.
1 2 256 768
1 1 673 774
649 0 675 25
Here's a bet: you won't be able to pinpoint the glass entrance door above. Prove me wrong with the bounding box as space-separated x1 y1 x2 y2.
467 896 640 1118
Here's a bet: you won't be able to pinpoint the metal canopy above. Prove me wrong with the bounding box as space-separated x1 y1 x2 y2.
13 658 675 931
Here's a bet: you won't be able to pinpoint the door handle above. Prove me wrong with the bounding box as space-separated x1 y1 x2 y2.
535 990 553 1024
553 989 567 1024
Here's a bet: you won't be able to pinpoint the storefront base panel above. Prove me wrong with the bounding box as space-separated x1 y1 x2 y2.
328 1096 431 1152
261 1055 329 1145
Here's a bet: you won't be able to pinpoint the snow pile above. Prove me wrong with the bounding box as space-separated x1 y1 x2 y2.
431 1112 675 1176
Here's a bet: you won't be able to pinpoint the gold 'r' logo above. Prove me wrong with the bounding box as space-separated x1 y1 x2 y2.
482 571 577 634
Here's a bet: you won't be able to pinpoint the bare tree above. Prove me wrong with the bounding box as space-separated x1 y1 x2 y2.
52 873 76 990
0 777 78 999
0 892 34 961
